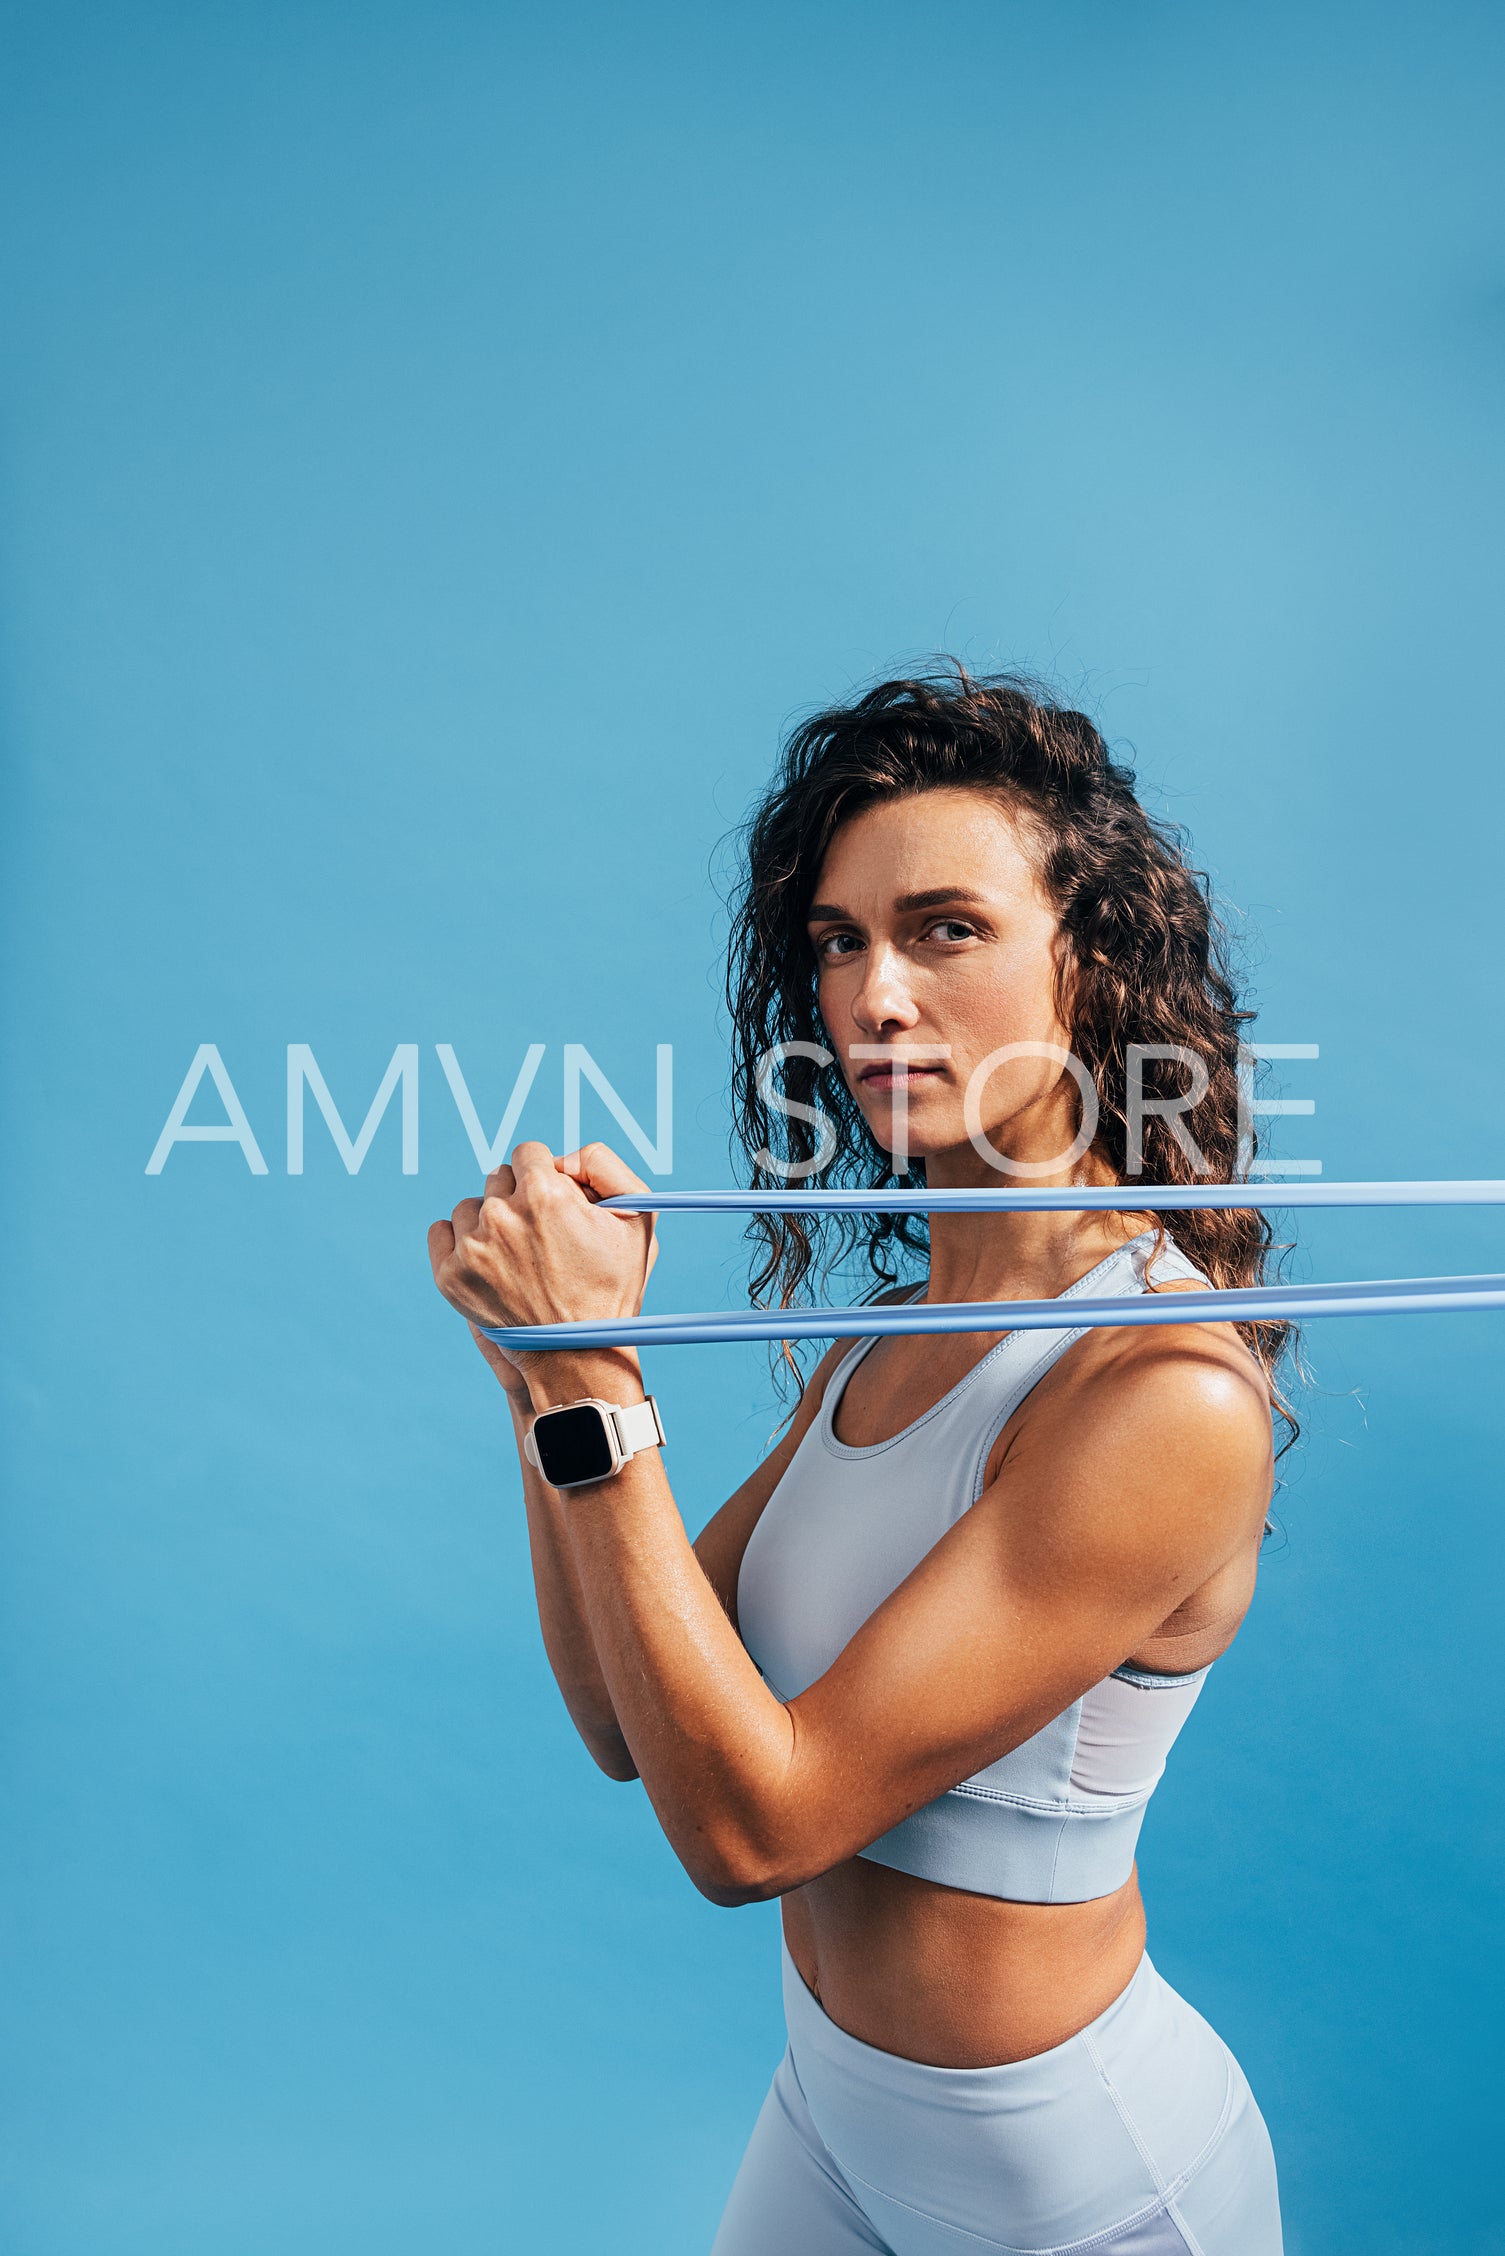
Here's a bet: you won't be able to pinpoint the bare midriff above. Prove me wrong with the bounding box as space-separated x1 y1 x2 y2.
779 1856 1148 2068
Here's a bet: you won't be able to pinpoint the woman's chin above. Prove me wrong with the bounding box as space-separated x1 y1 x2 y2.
870 1132 952 1169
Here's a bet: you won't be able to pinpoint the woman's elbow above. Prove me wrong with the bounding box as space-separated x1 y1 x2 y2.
571 1713 639 1781
689 1863 778 1909
681 1822 808 1908
592 1743 641 1783
558 1689 640 1781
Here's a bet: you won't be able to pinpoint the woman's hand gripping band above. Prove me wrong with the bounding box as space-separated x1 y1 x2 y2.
427 1141 660 1408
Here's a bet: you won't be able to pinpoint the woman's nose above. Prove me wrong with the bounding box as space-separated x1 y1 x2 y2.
852 946 921 1036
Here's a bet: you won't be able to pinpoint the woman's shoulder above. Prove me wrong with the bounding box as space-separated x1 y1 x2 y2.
1023 1308 1274 1520
986 1232 1274 1543
979 1322 1275 1617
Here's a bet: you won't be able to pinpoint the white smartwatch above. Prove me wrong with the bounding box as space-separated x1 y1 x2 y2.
523 1394 666 1489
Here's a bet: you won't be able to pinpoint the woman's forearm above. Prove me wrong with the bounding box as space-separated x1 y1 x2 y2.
531 1352 802 1901
505 1392 640 1781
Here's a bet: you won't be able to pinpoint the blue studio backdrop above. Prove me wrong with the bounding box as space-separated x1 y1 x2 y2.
2 7 1502 2252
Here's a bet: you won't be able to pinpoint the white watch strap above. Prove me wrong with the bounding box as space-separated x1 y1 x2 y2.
609 1395 666 1459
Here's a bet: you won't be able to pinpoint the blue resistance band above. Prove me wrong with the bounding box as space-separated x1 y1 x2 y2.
476 1179 1505 1351
598 1178 1505 1217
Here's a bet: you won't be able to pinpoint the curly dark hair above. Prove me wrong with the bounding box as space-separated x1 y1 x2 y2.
725 664 1295 1421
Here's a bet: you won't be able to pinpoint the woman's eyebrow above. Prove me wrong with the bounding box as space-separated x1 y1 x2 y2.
893 887 989 912
807 886 989 925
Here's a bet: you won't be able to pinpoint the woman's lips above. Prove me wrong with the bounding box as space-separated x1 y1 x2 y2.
857 1063 948 1086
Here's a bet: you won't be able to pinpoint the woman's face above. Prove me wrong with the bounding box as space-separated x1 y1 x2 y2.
808 787 1084 1174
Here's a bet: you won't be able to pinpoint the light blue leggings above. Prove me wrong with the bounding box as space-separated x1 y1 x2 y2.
712 1942 1282 2256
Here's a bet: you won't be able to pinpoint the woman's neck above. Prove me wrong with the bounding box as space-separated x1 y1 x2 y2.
916 1144 1143 1306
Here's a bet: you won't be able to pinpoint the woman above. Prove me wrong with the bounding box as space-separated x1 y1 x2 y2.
429 671 1286 2253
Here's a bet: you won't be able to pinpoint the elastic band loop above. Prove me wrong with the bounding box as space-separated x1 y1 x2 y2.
598 1179 1505 1215
479 1271 1505 1352
474 1179 1505 1351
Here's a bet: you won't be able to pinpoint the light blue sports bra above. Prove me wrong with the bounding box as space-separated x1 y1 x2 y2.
736 1230 1214 1905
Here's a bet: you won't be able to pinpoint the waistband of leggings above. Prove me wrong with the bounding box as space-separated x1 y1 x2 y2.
780 1933 1159 2100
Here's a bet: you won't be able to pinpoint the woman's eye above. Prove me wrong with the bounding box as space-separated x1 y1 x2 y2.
928 919 976 943
816 931 862 961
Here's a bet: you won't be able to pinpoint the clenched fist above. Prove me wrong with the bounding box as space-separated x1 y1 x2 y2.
428 1140 658 1401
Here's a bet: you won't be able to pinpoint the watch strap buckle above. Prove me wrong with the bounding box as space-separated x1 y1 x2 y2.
610 1394 666 1458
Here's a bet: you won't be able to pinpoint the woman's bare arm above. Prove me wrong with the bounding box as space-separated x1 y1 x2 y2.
431 1144 1273 1909
540 1328 1271 1904
495 1341 644 1781
458 1285 842 1781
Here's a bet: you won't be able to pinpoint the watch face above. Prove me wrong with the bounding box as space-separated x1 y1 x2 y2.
535 1404 615 1486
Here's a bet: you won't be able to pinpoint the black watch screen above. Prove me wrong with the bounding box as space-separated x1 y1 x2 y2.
534 1404 615 1486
